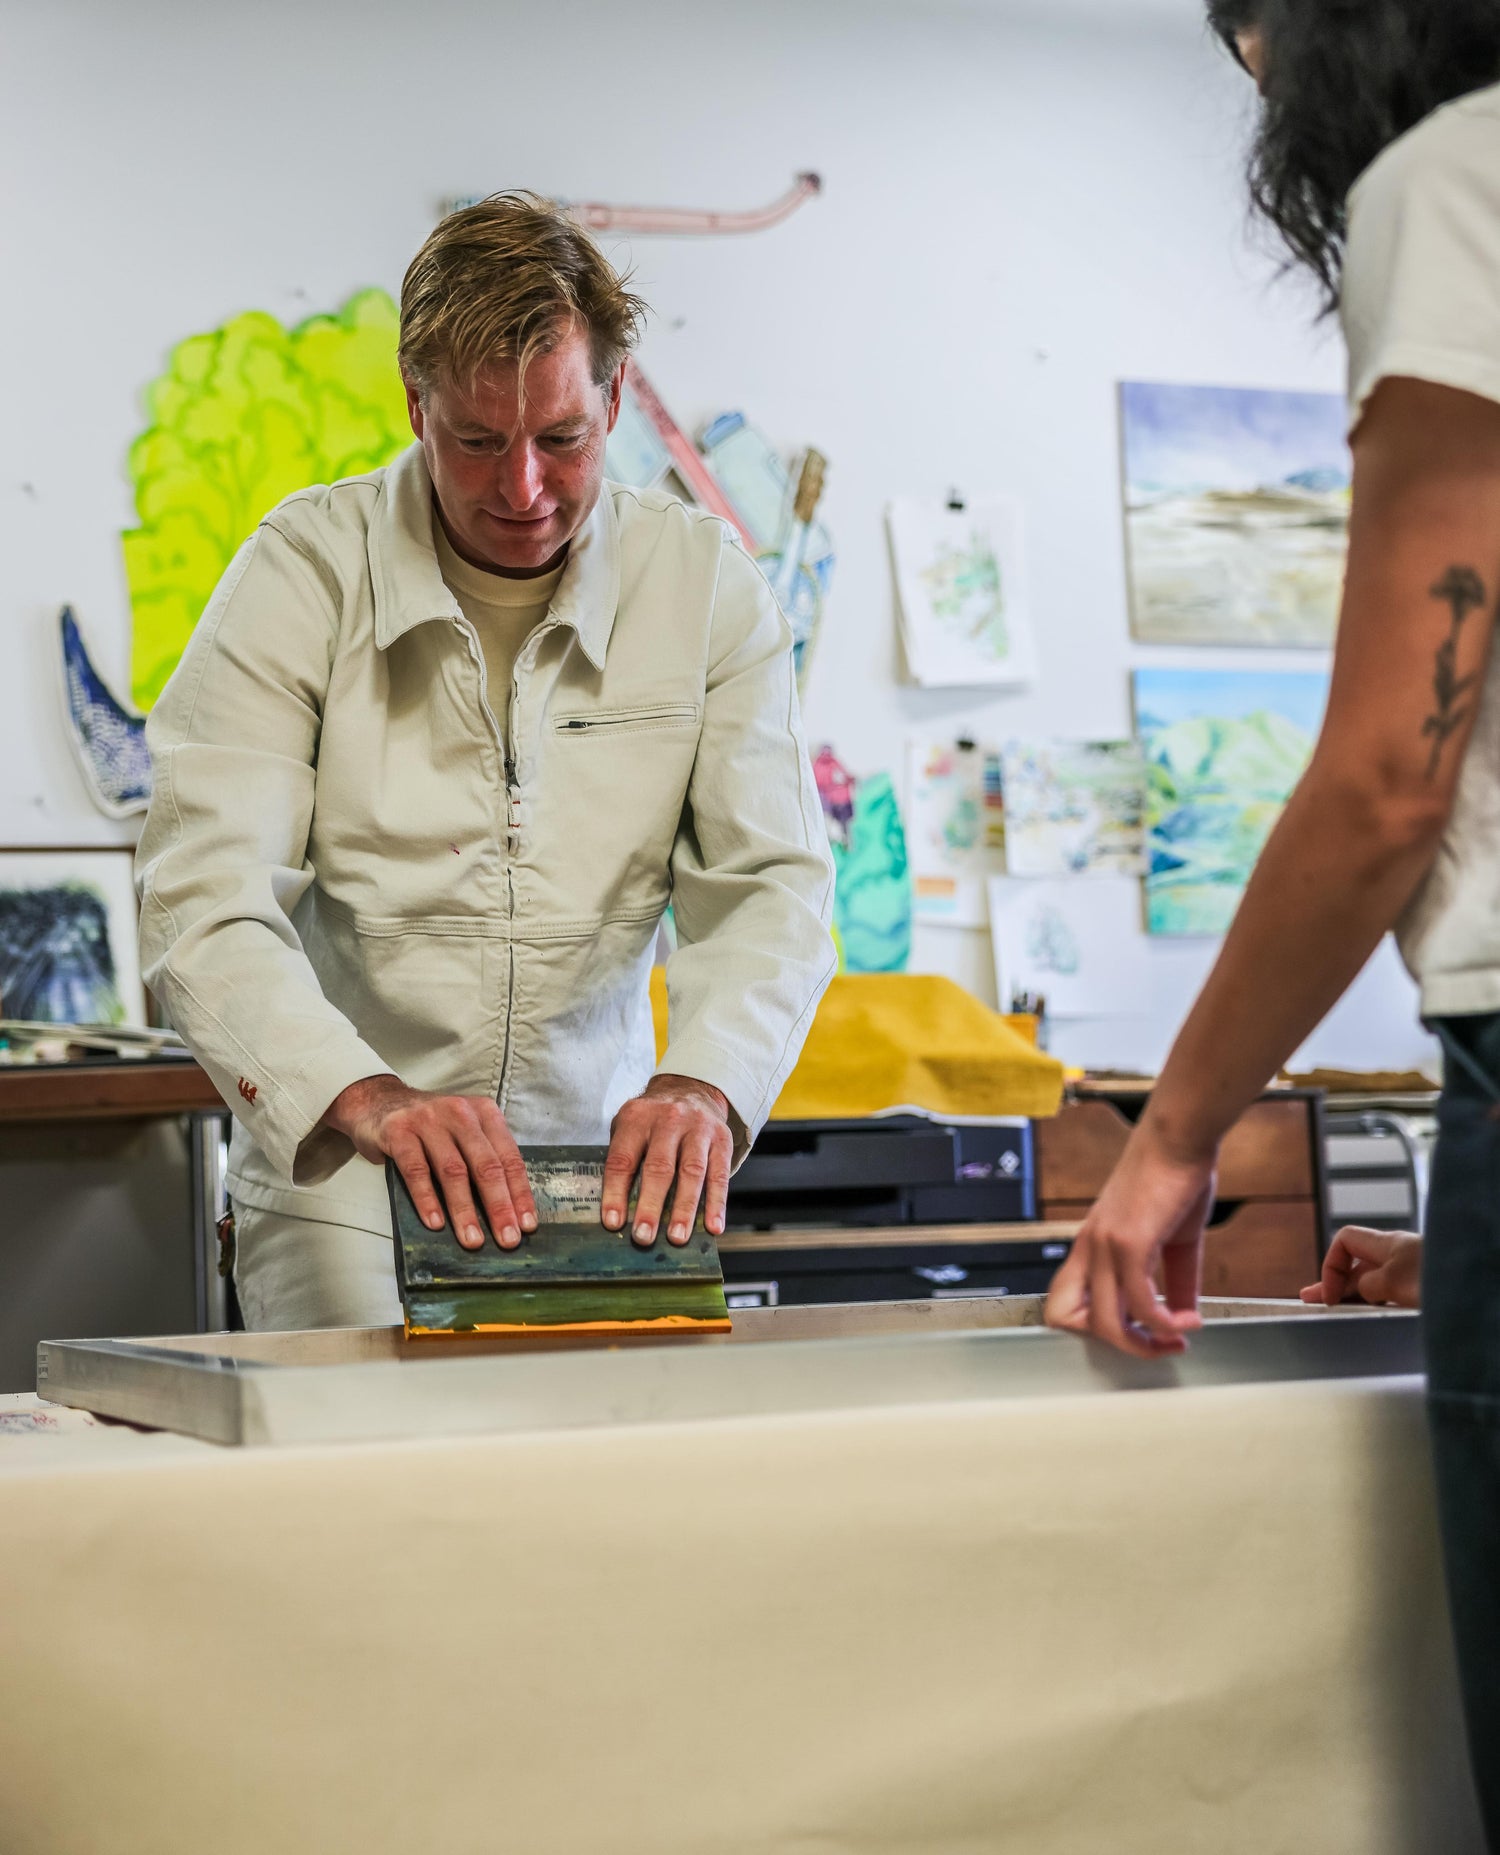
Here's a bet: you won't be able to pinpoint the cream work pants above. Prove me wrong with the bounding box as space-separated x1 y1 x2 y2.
233 1206 401 1331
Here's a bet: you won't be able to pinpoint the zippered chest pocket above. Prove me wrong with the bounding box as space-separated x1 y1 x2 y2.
553 703 701 737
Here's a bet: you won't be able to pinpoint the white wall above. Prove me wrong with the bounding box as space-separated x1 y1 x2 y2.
0 0 1438 1072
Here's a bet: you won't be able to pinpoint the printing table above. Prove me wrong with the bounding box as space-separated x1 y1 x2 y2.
0 1298 1483 1852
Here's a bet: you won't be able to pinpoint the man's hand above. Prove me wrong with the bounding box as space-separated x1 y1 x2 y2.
602 1075 733 1248
1301 1226 1422 1310
1044 1116 1214 1360
322 1075 537 1252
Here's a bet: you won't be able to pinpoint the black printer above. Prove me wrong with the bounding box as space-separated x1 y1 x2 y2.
727 1116 1033 1228
720 1116 1064 1308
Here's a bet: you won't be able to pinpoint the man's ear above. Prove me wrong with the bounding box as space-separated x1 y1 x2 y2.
603 361 626 436
402 369 426 440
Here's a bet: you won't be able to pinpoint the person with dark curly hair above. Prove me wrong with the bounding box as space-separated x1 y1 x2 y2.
1046 0 1500 1827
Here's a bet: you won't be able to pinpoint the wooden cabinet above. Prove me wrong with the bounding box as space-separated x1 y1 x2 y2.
1036 1088 1329 1300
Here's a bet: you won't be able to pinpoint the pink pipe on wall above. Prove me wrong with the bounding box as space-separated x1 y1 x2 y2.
564 173 821 237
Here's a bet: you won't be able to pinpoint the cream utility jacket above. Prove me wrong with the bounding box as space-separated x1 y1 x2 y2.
137 444 837 1237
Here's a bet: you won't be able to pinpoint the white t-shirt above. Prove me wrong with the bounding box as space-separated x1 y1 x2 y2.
1342 80 1500 1017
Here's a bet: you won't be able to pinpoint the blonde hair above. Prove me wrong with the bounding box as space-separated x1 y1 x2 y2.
399 191 646 398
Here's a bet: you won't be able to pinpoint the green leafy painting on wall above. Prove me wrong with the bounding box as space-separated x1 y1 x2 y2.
122 288 411 710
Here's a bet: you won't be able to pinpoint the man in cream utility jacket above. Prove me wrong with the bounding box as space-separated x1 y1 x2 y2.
136 193 836 1329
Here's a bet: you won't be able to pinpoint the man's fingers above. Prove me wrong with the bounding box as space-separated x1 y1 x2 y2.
666 1132 715 1245
431 1134 488 1251
703 1127 732 1238
505 1152 538 1233
370 1094 538 1252
631 1124 684 1248
604 1092 735 1246
455 1127 522 1250
389 1136 446 1233
479 1103 536 1233
601 1113 650 1233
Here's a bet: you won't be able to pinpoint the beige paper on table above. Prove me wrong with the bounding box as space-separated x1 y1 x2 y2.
0 1376 1481 1853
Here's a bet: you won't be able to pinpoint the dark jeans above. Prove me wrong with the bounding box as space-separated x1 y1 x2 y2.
1426 1011 1500 1843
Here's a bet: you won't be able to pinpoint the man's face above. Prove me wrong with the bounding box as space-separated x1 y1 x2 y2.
405 323 623 576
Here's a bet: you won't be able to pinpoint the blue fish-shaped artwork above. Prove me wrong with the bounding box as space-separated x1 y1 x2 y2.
58 606 153 817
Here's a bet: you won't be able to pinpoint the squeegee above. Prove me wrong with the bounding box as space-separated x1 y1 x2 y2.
387 1146 732 1339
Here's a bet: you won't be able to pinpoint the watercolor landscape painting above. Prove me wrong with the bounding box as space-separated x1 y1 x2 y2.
1135 669 1329 936
999 738 1146 878
1121 382 1350 648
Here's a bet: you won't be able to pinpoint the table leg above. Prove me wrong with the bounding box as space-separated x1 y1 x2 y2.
187 1112 230 1332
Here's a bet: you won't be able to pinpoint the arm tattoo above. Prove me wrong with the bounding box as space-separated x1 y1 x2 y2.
1423 565 1488 780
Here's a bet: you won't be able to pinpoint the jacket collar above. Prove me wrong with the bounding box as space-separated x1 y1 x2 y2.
369 442 620 670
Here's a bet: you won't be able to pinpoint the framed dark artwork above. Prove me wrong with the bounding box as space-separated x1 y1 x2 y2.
0 847 146 1026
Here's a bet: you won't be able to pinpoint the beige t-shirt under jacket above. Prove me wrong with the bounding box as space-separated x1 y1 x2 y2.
431 513 564 750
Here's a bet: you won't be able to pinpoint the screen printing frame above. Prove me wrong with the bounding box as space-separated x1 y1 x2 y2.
35 1298 1420 1450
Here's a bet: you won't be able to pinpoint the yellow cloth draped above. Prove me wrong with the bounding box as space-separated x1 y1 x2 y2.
651 970 1065 1122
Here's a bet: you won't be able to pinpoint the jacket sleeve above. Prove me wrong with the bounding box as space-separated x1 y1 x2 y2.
136 519 396 1187
661 535 838 1159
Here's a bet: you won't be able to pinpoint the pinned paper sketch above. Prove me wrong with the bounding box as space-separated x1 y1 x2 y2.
813 749 911 973
999 739 1146 879
58 607 152 817
888 496 1036 687
906 738 1006 926
988 877 1148 1019
124 289 412 711
1136 668 1328 936
703 414 834 685
0 849 146 1025
1121 382 1350 648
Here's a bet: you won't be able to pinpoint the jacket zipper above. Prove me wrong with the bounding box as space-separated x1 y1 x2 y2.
497 628 554 1110
453 617 519 1108
499 738 519 1112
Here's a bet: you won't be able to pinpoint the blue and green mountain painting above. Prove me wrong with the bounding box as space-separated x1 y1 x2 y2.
1135 668 1329 935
